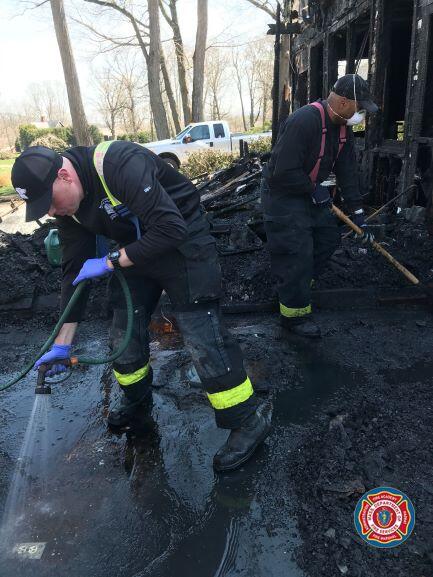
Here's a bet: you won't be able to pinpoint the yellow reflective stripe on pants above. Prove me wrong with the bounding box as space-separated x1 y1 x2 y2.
207 377 253 410
113 363 150 386
280 303 312 318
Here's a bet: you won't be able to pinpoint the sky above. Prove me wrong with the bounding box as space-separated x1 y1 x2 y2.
0 0 273 123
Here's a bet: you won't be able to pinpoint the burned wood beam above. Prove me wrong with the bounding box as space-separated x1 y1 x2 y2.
273 0 433 231
200 172 250 206
323 33 337 95
271 2 281 147
346 22 356 74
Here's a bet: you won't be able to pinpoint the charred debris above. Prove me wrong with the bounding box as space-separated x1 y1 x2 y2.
1 149 433 321
3 0 433 315
285 0 433 216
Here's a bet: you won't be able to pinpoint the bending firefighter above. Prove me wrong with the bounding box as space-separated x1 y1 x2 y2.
262 74 378 338
11 140 272 472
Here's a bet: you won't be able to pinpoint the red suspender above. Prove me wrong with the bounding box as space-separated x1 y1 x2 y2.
309 101 326 185
338 124 347 157
308 101 347 185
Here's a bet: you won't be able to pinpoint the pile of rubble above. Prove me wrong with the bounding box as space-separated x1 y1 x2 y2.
0 224 105 320
0 226 58 307
203 159 433 305
1 156 433 319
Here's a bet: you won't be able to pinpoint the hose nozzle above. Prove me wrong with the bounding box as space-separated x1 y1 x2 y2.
35 365 52 394
35 383 51 395
35 359 74 394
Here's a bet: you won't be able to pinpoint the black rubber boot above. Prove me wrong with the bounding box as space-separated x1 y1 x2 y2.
281 316 321 339
213 400 273 472
108 368 153 428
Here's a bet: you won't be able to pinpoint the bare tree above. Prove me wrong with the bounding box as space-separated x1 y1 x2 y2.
243 0 292 119
94 66 126 139
232 49 248 132
255 38 274 128
191 0 208 122
159 0 192 124
84 0 171 139
148 0 171 136
244 45 262 129
205 48 229 120
0 113 29 151
160 49 181 133
50 0 92 145
113 54 147 134
25 81 69 124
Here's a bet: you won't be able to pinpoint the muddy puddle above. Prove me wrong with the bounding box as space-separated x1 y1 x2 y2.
1 310 430 577
0 317 359 577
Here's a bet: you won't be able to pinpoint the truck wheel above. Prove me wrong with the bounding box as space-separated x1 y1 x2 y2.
162 156 179 170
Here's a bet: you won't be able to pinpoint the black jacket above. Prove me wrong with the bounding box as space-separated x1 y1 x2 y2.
263 100 362 212
57 140 204 320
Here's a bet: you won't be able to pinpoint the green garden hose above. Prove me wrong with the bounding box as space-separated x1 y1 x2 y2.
0 269 133 392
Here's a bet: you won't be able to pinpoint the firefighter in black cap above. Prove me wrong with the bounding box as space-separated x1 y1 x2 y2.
12 140 272 472
262 73 378 338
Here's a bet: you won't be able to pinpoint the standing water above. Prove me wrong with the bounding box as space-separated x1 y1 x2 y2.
0 394 51 559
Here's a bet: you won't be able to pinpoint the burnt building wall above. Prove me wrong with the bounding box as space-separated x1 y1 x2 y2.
289 0 433 207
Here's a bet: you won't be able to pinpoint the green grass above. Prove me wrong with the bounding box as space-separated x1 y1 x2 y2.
0 157 15 170
0 186 14 196
0 157 16 196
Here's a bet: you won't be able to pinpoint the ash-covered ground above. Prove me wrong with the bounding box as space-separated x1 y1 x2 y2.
2 205 432 314
1 167 433 576
212 199 433 305
0 310 432 576
280 310 433 576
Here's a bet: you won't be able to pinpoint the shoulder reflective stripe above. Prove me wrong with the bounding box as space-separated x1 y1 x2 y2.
93 141 122 207
207 377 253 410
113 363 150 386
72 215 81 224
280 303 312 318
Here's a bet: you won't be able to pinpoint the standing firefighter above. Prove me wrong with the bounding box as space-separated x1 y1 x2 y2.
12 141 272 472
262 74 378 338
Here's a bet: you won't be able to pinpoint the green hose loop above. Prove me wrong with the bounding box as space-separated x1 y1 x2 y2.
76 270 133 365
0 269 134 392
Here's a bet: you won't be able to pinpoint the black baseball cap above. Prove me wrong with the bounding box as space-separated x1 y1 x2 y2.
333 74 379 113
11 146 63 222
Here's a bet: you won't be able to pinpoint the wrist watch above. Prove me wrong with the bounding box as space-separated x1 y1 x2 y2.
108 250 121 270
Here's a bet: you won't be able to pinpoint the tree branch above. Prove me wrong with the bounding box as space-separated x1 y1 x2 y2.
242 0 276 19
70 16 140 48
158 0 173 27
83 0 149 30
83 0 150 62
21 0 50 8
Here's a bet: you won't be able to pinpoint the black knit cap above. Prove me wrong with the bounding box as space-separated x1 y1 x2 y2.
11 146 63 222
333 74 379 113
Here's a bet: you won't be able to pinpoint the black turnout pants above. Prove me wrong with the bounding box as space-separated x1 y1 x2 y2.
108 233 258 429
262 181 340 320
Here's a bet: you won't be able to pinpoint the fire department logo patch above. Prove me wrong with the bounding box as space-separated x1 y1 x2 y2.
354 487 415 548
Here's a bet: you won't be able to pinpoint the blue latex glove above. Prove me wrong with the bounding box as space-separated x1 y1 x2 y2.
72 257 112 286
352 210 375 245
34 344 72 377
312 184 332 206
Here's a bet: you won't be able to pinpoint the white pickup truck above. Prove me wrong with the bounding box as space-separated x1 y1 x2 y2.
144 120 271 169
